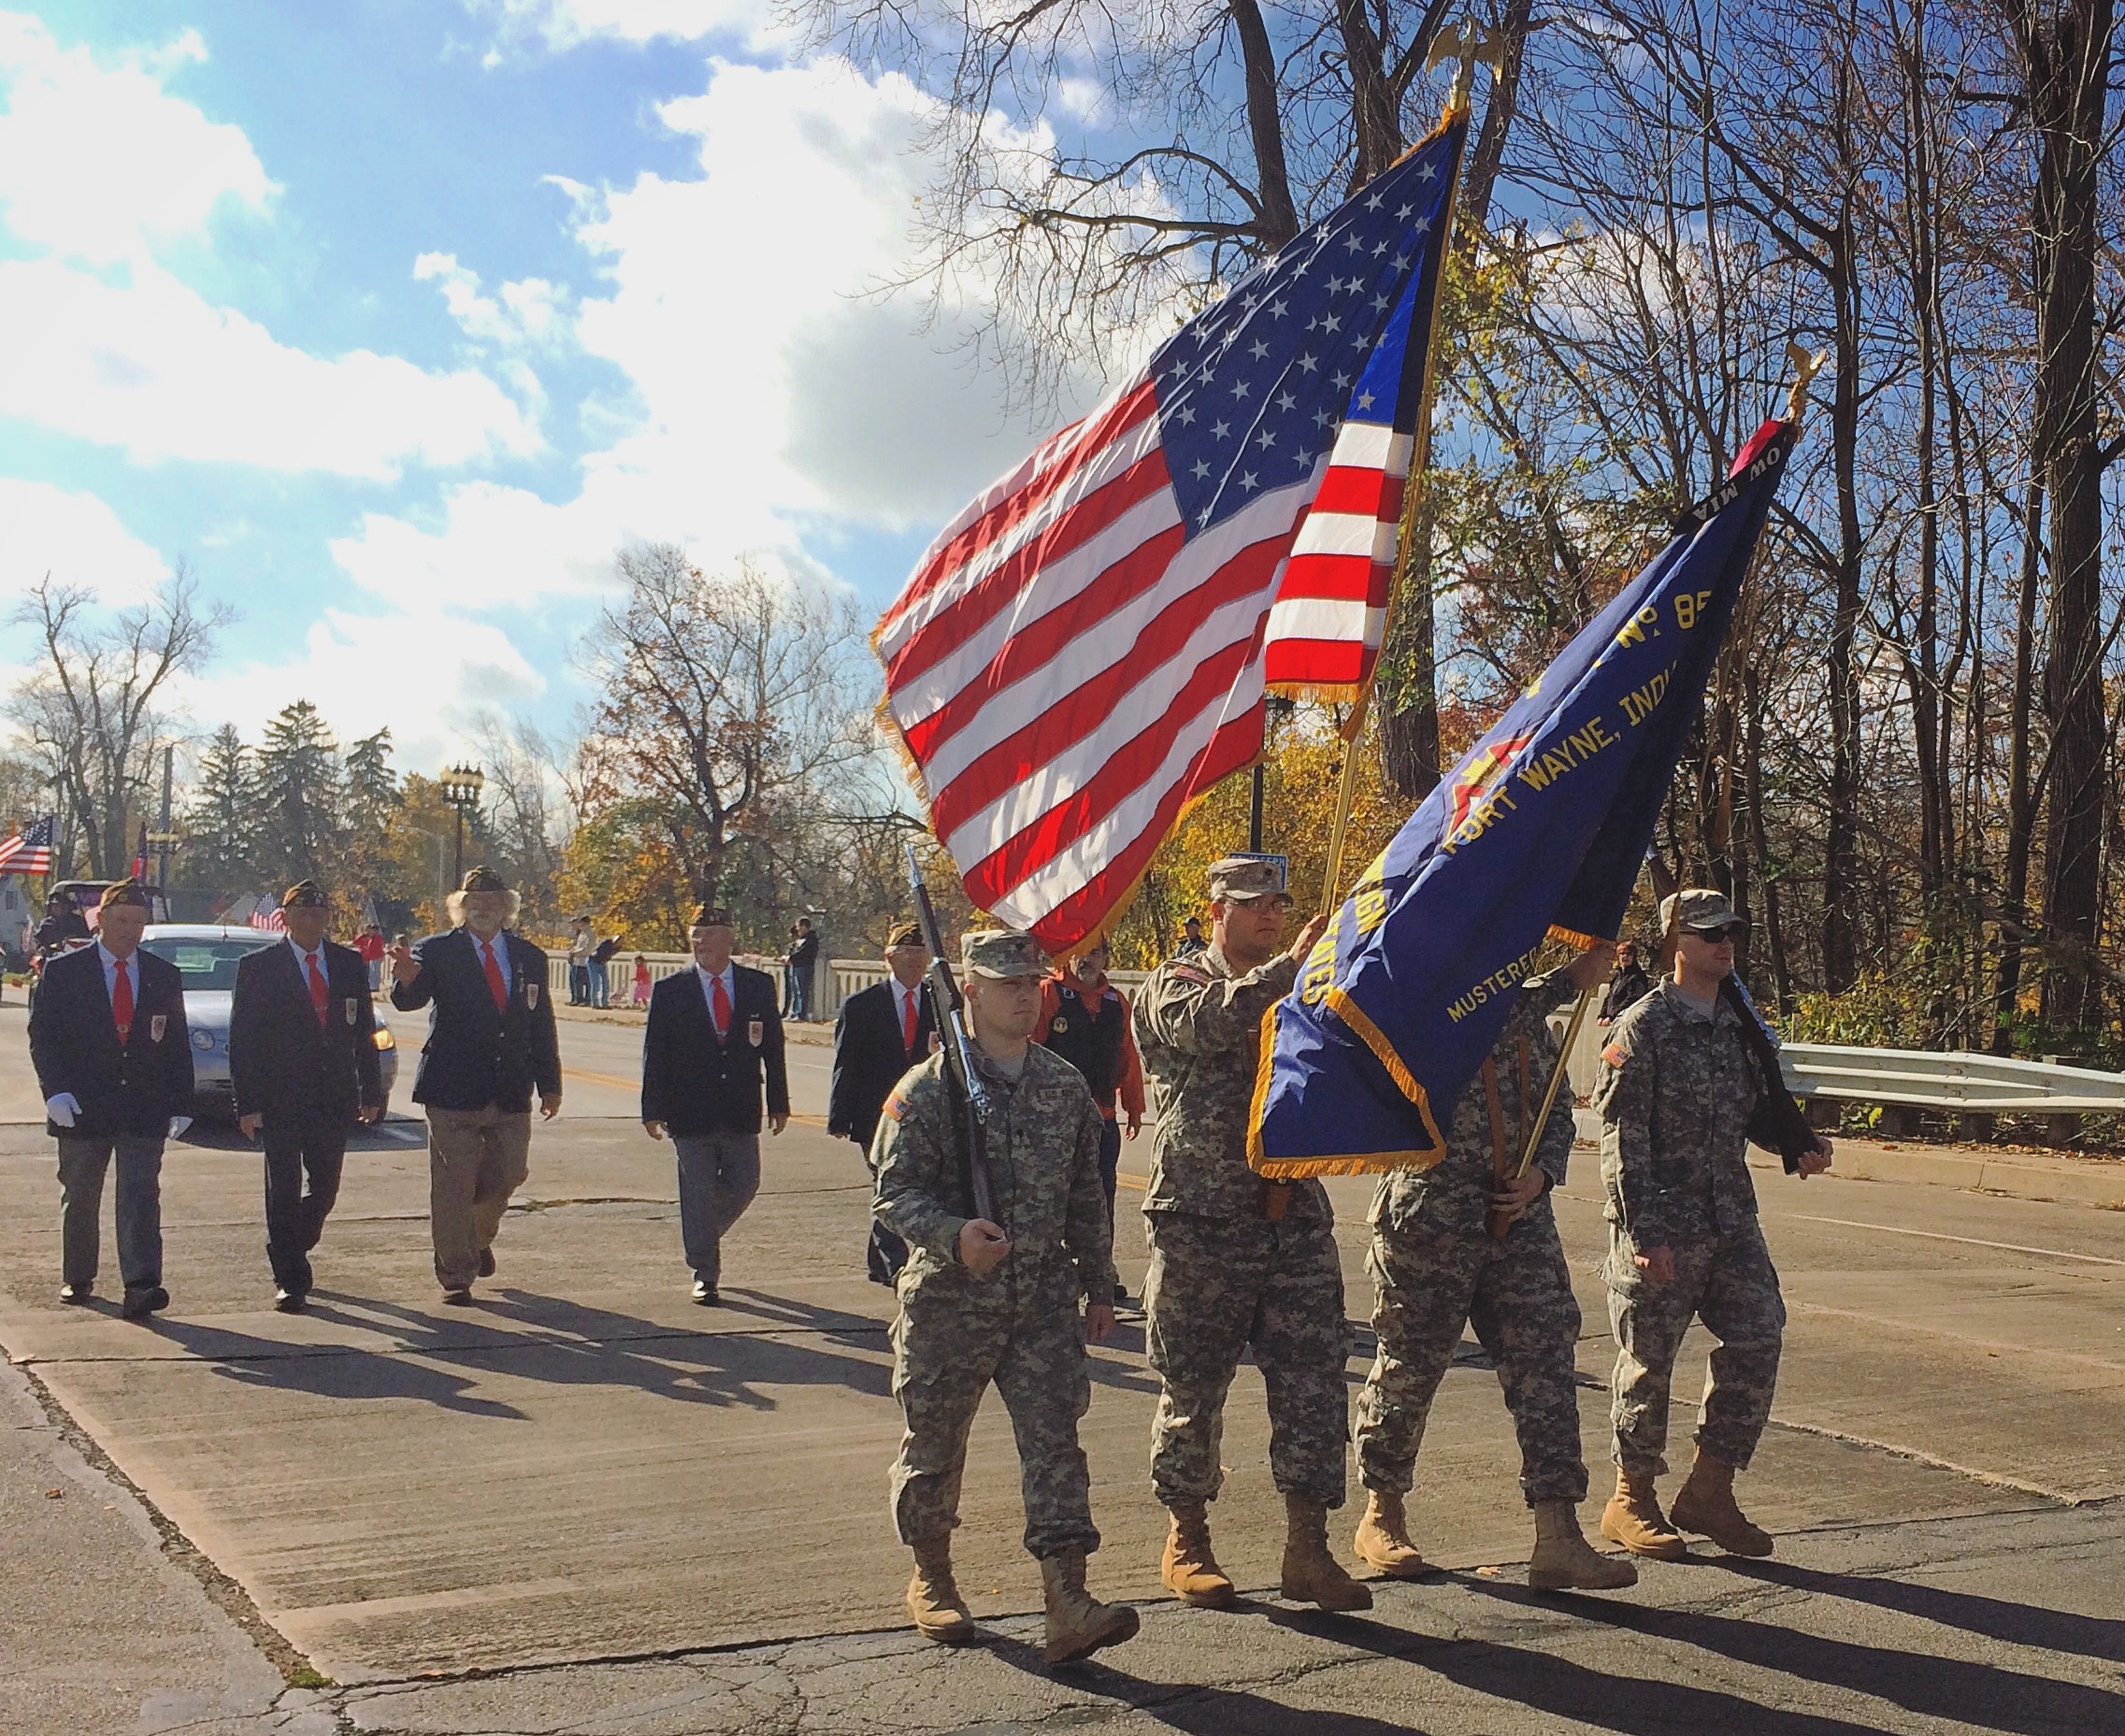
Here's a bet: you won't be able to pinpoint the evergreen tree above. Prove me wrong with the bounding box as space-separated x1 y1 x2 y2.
253 701 343 886
345 728 398 834
182 725 255 893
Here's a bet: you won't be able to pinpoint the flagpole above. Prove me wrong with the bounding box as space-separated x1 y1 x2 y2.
1316 26 1498 916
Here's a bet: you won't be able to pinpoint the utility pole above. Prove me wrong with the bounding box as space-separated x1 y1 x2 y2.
155 745 174 887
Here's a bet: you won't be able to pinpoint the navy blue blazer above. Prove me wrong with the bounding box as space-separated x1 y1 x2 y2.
640 963 789 1136
230 939 384 1121
389 927 561 1112
827 977 934 1150
29 943 194 1138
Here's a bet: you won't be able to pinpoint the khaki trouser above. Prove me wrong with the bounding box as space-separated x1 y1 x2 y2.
427 1105 532 1289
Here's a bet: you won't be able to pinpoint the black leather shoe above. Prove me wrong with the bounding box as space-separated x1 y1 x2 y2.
59 1281 93 1305
274 1288 307 1313
691 1280 719 1306
478 1248 496 1278
441 1287 474 1306
121 1285 169 1320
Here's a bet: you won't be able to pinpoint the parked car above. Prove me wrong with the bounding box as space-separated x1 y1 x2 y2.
136 925 399 1124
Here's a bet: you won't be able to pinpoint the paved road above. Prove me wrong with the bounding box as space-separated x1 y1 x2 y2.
2 1001 2122 1732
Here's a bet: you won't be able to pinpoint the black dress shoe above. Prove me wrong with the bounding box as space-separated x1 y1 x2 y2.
59 1282 93 1304
691 1280 720 1305
121 1285 170 1320
441 1287 474 1306
478 1248 496 1278
274 1288 307 1313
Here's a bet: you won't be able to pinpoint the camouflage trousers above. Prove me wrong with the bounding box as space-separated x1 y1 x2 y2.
1143 1212 1349 1510
1605 1221 1785 1475
1354 1203 1590 1506
888 1288 1098 1559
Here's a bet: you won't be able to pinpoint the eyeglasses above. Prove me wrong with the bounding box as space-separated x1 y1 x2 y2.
1688 923 1748 944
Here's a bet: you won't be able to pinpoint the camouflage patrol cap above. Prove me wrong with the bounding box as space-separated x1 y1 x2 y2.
1207 855 1288 904
99 880 151 911
458 866 510 895
884 920 925 951
1661 888 1744 934
688 903 736 929
280 879 328 909
962 929 1044 979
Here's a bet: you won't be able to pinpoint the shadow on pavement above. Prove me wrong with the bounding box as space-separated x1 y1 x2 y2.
1455 1575 2125 1736
143 1313 529 1421
1721 1556 2125 1665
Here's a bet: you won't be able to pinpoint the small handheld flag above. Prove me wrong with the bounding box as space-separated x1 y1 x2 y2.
1249 420 1799 1179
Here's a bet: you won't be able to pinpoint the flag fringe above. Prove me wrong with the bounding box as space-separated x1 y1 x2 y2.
1546 922 1611 951
1246 977 1447 1179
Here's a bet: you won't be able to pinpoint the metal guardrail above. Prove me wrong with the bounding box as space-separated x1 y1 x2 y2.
1779 1043 2125 1115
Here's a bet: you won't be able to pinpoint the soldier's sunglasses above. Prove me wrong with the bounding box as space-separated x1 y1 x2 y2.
1688 923 1748 944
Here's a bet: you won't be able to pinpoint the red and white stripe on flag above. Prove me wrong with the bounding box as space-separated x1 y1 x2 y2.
1263 420 1411 699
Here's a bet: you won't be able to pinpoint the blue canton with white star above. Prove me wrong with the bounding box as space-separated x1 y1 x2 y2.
1154 122 1464 538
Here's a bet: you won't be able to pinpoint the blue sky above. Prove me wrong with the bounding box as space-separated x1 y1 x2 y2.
0 1 1092 774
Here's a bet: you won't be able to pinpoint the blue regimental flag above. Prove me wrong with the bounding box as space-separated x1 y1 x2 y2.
1248 419 1799 1178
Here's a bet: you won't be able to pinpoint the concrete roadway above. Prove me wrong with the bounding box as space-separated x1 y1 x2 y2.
1 999 2123 1732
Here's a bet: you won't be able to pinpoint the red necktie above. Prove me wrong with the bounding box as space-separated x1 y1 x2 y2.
111 956 133 1044
481 939 508 1011
711 972 731 1038
900 987 917 1055
307 952 330 1023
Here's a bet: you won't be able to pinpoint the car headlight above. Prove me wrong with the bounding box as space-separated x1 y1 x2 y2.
372 1028 395 1051
192 1028 215 1053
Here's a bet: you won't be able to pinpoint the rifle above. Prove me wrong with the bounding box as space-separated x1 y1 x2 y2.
1720 974 1816 1174
906 847 998 1225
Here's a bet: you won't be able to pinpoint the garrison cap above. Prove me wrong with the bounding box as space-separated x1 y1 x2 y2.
962 929 1044 979
688 903 736 929
280 879 328 910
99 880 151 911
1662 888 1743 934
885 920 925 951
458 866 510 895
1207 855 1286 903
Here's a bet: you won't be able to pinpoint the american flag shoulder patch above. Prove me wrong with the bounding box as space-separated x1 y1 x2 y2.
1166 963 1210 985
882 1087 909 1124
1601 1042 1630 1069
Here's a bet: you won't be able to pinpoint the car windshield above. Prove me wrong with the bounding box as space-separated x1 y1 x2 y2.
140 937 276 991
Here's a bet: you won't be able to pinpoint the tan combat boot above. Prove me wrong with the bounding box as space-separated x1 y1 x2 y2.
906 1536 976 1643
1279 1494 1373 1611
1161 1501 1238 1608
1600 1467 1687 1560
1670 1449 1774 1557
1529 1500 1640 1591
1040 1552 1141 1665
1351 1488 1429 1579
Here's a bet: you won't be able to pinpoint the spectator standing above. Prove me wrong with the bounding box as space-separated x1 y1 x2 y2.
1598 940 1654 1026
640 903 789 1303
28 882 193 1317
1035 938 1145 1298
827 921 937 1284
389 868 562 1303
590 934 619 1008
567 917 595 1006
352 922 387 992
787 917 820 1022
631 954 652 1007
1174 916 1208 961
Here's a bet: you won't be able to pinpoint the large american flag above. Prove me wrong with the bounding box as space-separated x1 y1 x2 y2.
878 119 1467 954
0 814 55 875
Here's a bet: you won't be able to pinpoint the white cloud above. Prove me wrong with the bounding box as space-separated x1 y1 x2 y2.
0 11 275 265
415 252 574 349
0 256 543 477
467 0 789 58
0 479 169 603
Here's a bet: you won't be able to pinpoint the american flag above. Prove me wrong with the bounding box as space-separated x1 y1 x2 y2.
878 118 1467 953
0 814 55 875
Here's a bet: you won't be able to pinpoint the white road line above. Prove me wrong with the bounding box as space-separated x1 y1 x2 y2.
1789 1214 2125 1268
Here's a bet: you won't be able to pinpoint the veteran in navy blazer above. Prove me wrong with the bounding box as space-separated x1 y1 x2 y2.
641 902 789 1303
28 881 193 1317
390 866 561 1301
827 920 936 1284
230 879 385 1311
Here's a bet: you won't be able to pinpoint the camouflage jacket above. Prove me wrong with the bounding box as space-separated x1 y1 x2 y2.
871 1041 1115 1311
1594 978 1766 1249
1371 974 1578 1240
1134 944 1330 1222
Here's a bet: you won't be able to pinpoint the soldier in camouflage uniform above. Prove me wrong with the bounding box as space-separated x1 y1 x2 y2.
1133 857 1371 1613
1595 889 1833 1561
873 929 1139 1665
1352 946 1636 1592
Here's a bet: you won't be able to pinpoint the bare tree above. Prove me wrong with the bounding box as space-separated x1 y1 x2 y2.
7 572 227 879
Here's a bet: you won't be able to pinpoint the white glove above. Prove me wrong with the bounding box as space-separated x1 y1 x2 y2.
167 1115 192 1140
45 1093 79 1128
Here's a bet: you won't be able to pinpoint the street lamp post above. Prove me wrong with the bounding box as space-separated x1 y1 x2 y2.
439 765 485 883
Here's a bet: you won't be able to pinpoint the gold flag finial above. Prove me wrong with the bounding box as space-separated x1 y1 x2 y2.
1784 341 1829 426
1426 19 1505 121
